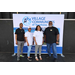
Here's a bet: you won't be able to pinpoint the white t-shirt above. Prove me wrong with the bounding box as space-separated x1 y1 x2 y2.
33 31 43 45
25 31 33 45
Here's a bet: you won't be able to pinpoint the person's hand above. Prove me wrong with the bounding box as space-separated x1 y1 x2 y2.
27 42 29 46
35 42 37 45
16 41 18 45
33 42 34 45
56 41 59 44
24 40 26 43
42 41 44 45
45 40 46 43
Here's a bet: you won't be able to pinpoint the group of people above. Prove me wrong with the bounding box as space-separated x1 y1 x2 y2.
15 21 59 62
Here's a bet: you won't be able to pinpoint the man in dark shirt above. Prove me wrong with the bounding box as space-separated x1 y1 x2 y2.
44 21 59 62
15 23 25 61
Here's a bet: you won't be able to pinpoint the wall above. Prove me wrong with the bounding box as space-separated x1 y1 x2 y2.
63 20 75 54
0 12 69 19
0 20 14 53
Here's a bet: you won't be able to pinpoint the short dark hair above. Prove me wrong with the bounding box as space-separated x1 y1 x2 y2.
48 21 53 25
35 25 42 31
19 23 23 25
49 21 52 22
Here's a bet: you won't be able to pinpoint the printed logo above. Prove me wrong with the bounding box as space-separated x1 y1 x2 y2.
22 16 31 26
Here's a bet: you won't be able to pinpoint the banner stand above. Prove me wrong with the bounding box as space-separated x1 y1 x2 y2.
13 14 64 55
12 53 65 57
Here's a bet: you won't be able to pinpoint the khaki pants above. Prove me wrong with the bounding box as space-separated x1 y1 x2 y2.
35 45 42 56
17 41 24 57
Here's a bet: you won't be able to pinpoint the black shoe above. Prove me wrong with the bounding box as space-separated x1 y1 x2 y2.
46 56 51 59
53 58 57 62
27 58 32 61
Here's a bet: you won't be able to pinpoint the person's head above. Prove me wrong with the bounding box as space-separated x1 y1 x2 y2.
35 25 42 31
19 23 23 28
28 26 31 32
49 21 53 27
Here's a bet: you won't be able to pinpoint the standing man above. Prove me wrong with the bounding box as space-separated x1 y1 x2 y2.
44 21 59 62
15 23 25 61
25 26 33 61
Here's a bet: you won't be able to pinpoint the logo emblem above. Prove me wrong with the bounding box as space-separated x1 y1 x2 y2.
50 29 52 31
22 16 31 26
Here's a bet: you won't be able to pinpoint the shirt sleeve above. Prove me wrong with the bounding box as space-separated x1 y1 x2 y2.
23 29 25 34
44 29 46 35
15 29 17 34
33 31 36 37
55 28 59 35
42 31 44 37
25 32 28 37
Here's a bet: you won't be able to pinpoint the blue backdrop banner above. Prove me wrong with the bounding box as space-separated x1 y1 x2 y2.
13 14 64 54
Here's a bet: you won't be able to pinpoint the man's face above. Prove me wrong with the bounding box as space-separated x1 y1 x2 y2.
20 23 23 28
49 22 52 26
28 28 31 32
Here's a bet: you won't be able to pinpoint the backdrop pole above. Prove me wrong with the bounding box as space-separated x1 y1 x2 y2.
12 12 18 56
60 12 61 14
59 12 65 57
17 12 18 14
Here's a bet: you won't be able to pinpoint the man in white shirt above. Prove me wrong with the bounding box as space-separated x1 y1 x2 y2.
25 26 33 61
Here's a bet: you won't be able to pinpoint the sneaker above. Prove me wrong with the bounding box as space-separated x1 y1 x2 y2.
20 55 24 57
27 58 32 61
30 57 32 58
12 53 16 56
53 58 57 62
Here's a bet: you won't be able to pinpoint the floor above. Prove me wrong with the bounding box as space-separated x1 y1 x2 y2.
0 53 75 62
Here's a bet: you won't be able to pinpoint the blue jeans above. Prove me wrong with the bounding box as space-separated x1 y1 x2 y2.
27 45 32 57
47 43 57 58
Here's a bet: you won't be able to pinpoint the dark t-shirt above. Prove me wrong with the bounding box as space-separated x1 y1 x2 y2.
15 28 25 41
44 26 59 44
